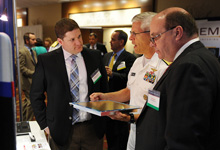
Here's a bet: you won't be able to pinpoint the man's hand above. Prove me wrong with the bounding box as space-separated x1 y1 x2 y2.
90 92 106 101
105 66 113 77
109 111 130 122
44 127 50 135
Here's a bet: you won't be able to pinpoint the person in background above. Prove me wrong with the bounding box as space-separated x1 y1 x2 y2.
135 7 220 150
19 32 37 121
32 38 47 56
85 32 107 56
30 18 108 150
101 30 136 150
90 12 168 150
44 37 53 51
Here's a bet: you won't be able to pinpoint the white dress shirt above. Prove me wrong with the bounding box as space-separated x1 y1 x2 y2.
63 49 91 122
89 44 97 49
174 37 200 61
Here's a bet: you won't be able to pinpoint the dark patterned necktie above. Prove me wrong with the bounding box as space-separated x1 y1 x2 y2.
30 49 36 64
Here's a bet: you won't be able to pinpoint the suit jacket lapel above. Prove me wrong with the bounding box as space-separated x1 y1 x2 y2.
55 48 71 101
81 48 94 95
113 50 126 70
25 47 36 65
104 52 113 66
154 41 204 90
153 64 172 90
97 43 100 50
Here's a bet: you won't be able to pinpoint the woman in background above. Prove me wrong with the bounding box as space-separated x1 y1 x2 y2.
32 38 47 56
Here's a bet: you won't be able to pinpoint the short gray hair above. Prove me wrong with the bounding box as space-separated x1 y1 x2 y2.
131 12 157 31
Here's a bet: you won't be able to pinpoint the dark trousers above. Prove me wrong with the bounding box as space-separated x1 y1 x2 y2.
49 120 103 150
106 118 129 150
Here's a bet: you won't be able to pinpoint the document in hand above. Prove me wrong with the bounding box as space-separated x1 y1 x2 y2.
69 100 140 116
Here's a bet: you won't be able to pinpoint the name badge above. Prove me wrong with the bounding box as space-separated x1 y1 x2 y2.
117 61 126 71
91 69 102 84
147 89 160 111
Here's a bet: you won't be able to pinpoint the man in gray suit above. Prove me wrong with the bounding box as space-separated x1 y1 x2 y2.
19 32 37 121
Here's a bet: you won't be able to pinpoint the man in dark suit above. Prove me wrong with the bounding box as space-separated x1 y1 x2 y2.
30 18 108 150
85 32 107 56
136 7 220 150
103 30 136 150
19 32 37 121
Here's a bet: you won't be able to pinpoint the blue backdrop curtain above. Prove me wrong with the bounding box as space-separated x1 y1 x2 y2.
0 0 14 45
0 0 16 149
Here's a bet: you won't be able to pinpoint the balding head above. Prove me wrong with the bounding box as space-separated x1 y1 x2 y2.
155 7 198 37
149 7 199 62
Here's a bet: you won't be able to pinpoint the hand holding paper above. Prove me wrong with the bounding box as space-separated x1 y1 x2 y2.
108 111 130 122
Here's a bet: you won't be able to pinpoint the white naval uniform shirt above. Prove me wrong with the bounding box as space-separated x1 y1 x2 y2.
126 53 168 150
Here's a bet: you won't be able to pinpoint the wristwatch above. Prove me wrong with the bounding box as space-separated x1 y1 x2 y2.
129 113 135 124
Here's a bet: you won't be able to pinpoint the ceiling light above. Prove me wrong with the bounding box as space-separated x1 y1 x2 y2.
93 2 102 7
121 0 127 4
0 8 8 22
140 0 148 2
83 4 89 8
105 2 113 6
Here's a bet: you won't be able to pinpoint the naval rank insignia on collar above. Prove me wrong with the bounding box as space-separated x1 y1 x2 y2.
143 68 157 84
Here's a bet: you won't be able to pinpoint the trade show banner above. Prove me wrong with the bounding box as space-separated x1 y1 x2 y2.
0 32 16 150
0 0 16 149
0 32 14 98
196 20 220 58
0 0 14 45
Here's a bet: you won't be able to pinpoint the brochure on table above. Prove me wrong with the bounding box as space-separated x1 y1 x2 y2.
16 121 51 150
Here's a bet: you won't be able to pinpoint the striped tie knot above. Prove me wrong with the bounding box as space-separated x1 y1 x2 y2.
70 54 77 62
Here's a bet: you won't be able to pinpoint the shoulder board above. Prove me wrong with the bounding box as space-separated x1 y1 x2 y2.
51 41 59 47
162 59 172 66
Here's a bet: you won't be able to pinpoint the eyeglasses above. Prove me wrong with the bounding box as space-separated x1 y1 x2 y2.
150 26 177 44
130 30 150 36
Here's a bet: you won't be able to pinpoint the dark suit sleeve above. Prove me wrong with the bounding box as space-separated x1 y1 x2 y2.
165 62 214 149
98 52 109 93
30 55 47 129
101 45 107 54
85 43 90 49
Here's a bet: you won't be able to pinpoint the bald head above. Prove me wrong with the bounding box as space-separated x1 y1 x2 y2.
149 7 199 62
155 7 198 37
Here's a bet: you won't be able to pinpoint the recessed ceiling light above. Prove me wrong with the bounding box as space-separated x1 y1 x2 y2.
93 2 102 7
121 0 127 4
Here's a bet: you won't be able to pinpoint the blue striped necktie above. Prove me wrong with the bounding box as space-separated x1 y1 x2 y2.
70 55 79 124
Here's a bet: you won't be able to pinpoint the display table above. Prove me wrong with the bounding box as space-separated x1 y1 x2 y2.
16 121 51 150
